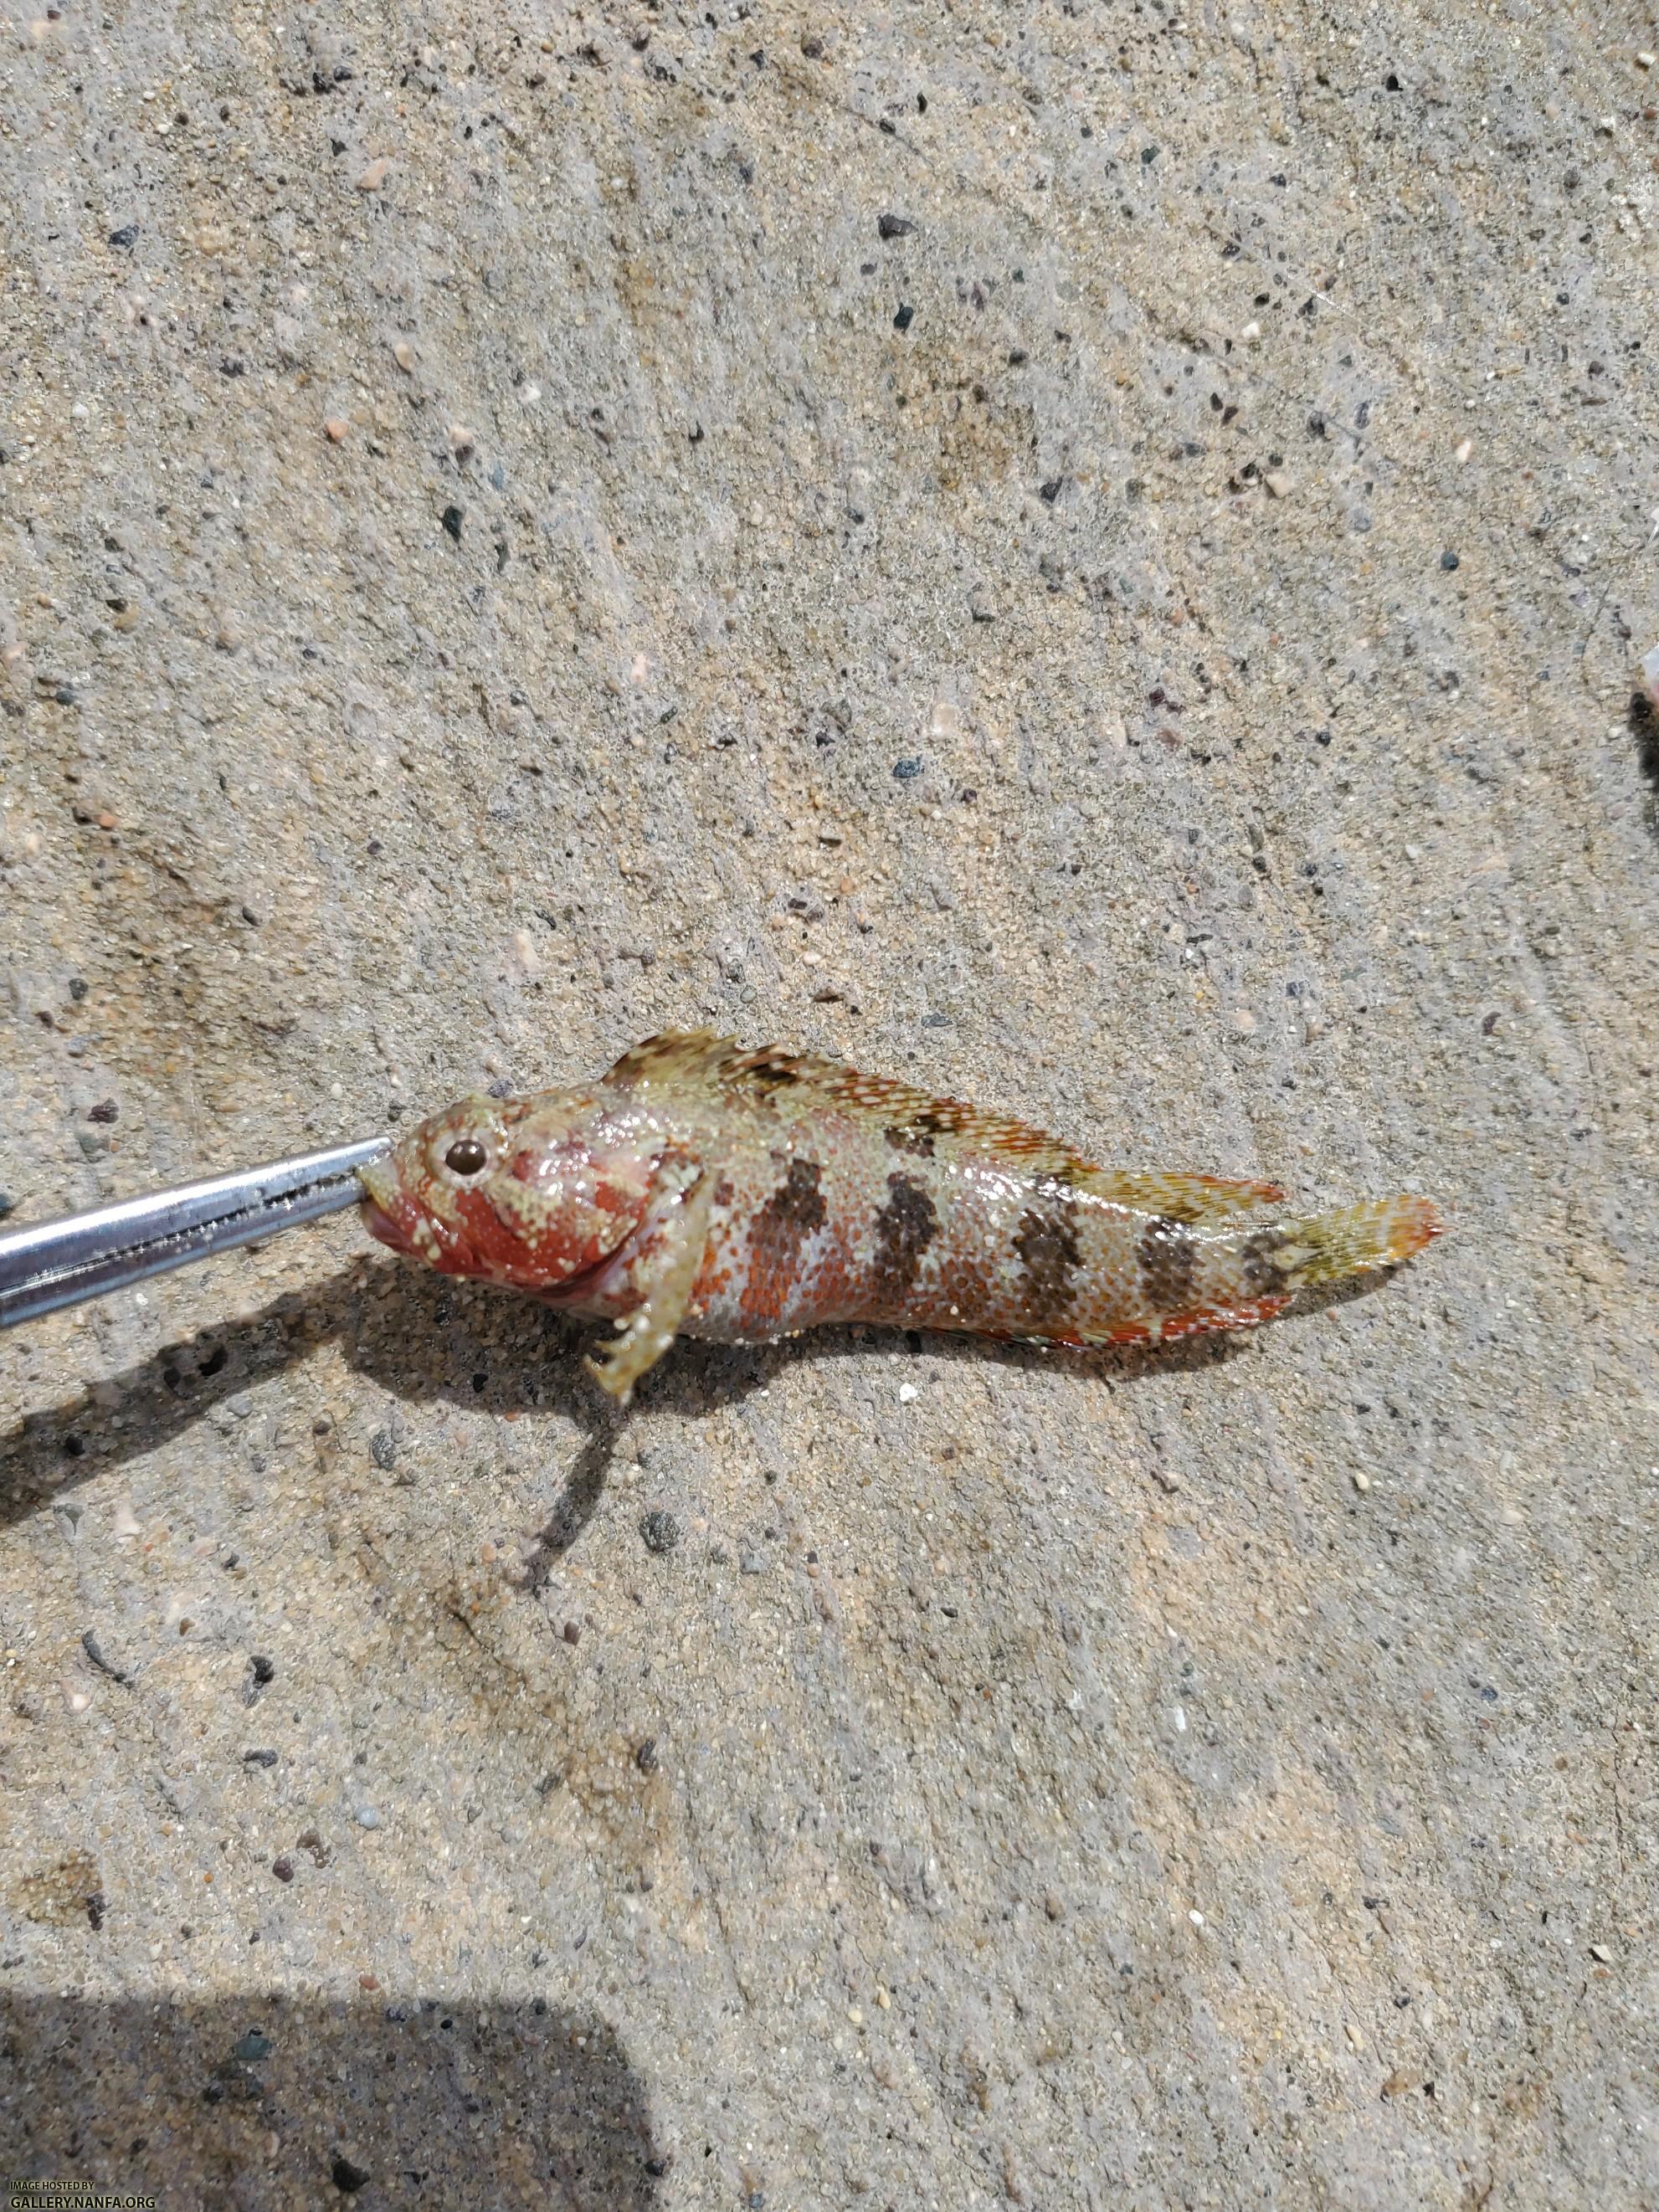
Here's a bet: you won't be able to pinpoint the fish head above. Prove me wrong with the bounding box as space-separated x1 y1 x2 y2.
359 1088 654 1291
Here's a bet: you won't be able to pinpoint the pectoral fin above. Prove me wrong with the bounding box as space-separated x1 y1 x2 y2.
585 1165 716 1404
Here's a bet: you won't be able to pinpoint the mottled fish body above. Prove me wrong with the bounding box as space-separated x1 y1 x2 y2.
360 1032 1442 1399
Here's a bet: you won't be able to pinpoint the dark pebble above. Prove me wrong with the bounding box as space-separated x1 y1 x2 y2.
1040 476 1063 503
68 976 88 1000
331 2156 372 2194
1440 550 1459 570
231 2030 273 2061
634 1737 659 1773
249 1654 276 1686
892 303 914 332
1314 728 1333 747
892 757 924 781
877 213 914 239
440 504 464 541
368 1428 398 1470
108 224 137 248
638 1509 681 1555
242 1748 279 1768
87 1098 118 1123
562 1620 581 1645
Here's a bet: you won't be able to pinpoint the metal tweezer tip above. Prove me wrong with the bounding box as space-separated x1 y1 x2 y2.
0 1136 391 1329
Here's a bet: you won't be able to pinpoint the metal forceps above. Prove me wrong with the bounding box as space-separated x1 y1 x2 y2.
0 1137 390 1330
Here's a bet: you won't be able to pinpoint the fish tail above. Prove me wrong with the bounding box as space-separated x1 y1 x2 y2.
1242 1194 1444 1292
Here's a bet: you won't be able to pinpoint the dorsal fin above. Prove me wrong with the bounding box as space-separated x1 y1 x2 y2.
602 1032 1284 1222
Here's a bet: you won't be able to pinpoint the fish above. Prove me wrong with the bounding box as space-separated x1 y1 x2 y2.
358 1030 1444 1402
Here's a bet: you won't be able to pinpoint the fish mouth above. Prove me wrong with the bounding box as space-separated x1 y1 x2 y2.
360 1196 409 1253
357 1158 419 1255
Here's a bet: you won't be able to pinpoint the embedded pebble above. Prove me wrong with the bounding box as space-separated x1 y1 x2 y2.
638 1509 681 1554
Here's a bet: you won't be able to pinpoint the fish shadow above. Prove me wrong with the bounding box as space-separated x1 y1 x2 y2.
0 1252 1405 1553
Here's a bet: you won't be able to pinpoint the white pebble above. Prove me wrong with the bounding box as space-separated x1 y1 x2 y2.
355 157 390 192
357 1805 381 1828
1188 1908 1205 1927
1590 1942 1612 1963
897 1383 918 1404
1352 1470 1371 1494
1240 319 1261 341
1454 437 1473 464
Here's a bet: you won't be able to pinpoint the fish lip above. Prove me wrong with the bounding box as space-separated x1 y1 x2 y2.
357 1159 421 1255
360 1196 409 1252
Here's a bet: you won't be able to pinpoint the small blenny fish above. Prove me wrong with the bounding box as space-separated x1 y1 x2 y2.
359 1032 1443 1401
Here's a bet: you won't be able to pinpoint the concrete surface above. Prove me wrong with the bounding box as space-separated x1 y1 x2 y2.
2 2 1656 2205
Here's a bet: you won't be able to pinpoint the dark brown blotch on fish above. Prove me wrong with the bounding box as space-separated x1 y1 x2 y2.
745 1154 830 1293
1013 1196 1081 1313
759 1156 828 1234
1240 1227 1292 1294
871 1172 938 1300
1138 1214 1199 1313
885 1123 937 1158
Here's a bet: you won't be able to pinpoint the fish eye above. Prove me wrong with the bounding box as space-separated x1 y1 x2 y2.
444 1137 488 1177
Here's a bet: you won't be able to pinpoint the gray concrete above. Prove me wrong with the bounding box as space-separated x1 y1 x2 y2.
2 3 1656 2205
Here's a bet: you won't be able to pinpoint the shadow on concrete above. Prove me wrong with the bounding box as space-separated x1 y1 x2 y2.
0 1247 1405 1544
0 1990 665 2209
1631 686 1659 830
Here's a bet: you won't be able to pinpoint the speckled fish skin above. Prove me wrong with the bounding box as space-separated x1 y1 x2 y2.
359 1032 1444 1400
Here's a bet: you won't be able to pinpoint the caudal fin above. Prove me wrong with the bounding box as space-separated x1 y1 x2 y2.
1268 1195 1444 1290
